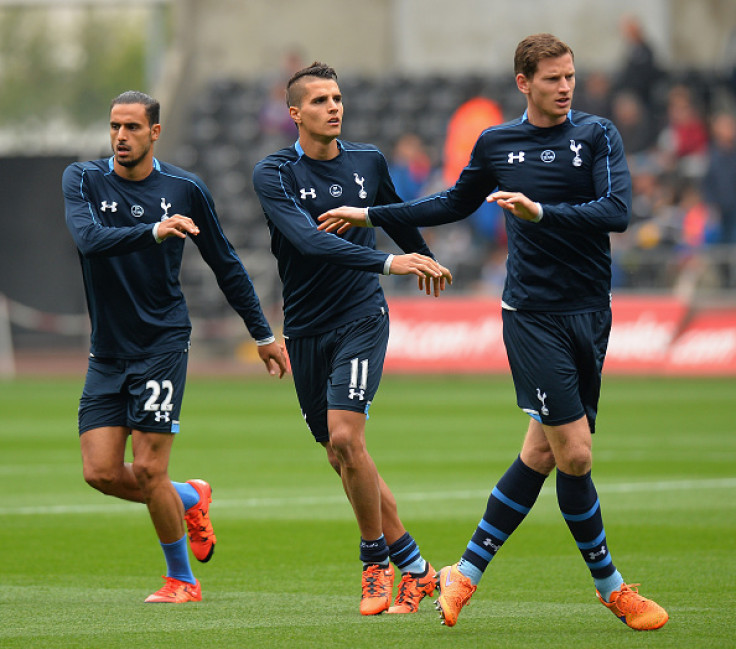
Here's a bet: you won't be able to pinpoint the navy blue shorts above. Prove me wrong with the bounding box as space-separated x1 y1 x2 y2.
285 310 389 443
502 308 611 433
78 350 188 435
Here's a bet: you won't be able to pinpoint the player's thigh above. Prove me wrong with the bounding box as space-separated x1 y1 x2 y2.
573 309 611 434
327 312 389 415
79 425 130 475
127 351 188 434
502 309 584 427
130 429 176 476
78 356 128 435
286 334 331 443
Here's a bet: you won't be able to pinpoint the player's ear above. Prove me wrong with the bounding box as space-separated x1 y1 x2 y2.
151 123 161 141
289 105 301 125
516 73 530 95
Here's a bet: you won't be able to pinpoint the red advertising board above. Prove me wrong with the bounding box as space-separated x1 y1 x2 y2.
384 295 736 375
605 295 688 373
665 309 736 374
385 297 507 373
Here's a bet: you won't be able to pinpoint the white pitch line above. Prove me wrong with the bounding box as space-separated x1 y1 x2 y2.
4 477 736 516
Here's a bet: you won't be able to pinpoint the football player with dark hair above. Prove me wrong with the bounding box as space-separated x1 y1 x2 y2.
63 90 287 603
254 62 452 616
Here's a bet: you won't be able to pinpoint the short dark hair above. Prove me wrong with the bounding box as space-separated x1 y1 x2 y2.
286 61 338 107
514 33 574 79
110 90 160 126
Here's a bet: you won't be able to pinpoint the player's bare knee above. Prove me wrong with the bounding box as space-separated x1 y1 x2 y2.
536 452 557 475
83 466 118 494
558 448 592 476
131 459 165 490
328 433 365 469
521 445 555 475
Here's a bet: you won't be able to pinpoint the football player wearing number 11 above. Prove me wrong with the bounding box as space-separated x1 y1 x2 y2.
63 91 287 603
319 34 668 631
253 62 452 616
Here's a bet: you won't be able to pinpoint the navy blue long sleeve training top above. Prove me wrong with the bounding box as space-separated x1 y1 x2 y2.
63 156 273 358
253 140 434 337
367 110 631 314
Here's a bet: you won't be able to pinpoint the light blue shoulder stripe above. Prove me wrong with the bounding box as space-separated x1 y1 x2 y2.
568 113 615 201
156 166 253 276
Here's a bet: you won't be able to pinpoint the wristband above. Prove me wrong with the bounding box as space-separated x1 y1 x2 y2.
531 203 543 223
383 254 394 276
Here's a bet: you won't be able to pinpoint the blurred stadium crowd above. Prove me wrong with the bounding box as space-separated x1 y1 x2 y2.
171 33 736 320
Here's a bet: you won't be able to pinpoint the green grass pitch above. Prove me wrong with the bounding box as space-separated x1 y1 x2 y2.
1 374 734 648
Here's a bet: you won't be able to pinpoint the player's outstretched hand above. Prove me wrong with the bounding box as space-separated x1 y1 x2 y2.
317 206 368 234
258 341 288 378
390 254 452 297
417 261 453 297
487 191 540 222
157 214 200 240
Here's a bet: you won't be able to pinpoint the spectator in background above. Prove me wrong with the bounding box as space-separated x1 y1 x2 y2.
657 84 709 177
616 15 660 110
259 81 298 139
576 70 613 118
672 182 720 299
258 48 306 142
702 111 736 244
443 97 506 247
612 91 657 154
389 133 434 201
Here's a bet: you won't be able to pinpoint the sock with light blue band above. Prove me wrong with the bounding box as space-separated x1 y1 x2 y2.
388 531 427 574
360 534 389 567
595 569 625 602
557 469 620 599
459 456 547 586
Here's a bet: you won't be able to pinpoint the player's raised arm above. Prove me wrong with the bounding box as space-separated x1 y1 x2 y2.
317 205 369 233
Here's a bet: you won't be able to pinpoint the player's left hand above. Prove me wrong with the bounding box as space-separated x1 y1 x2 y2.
417 262 453 297
487 191 540 222
317 206 368 234
257 341 288 378
156 214 200 240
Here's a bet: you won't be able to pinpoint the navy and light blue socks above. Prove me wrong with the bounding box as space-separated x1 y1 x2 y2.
459 456 547 585
360 534 390 567
556 468 623 601
388 531 427 575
